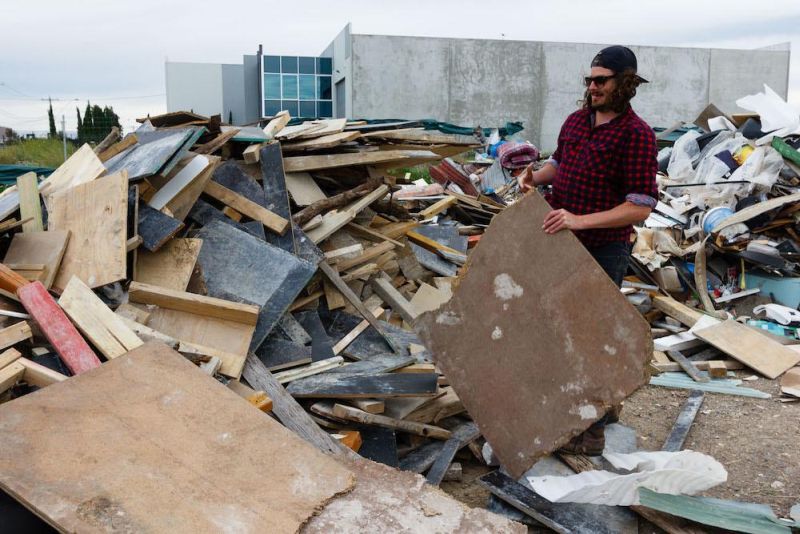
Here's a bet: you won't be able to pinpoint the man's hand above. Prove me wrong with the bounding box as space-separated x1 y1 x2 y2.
542 209 584 234
517 164 535 193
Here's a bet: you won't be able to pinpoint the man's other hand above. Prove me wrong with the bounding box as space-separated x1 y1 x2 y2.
543 209 584 234
517 164 535 193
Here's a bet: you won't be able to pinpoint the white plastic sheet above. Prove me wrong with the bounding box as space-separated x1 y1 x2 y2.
736 84 800 142
527 450 727 506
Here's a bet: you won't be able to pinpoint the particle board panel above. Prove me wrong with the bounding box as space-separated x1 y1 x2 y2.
146 307 254 378
48 171 128 293
135 238 202 291
694 320 800 379
137 202 184 252
259 143 296 253
0 342 354 533
415 192 653 478
2 231 70 289
194 220 317 352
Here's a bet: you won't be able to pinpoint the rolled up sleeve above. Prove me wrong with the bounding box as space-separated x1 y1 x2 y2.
622 126 658 208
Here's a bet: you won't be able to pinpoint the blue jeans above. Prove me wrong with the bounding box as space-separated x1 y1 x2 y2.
586 241 631 288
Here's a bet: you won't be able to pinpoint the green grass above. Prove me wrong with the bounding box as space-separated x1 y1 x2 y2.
388 165 433 183
0 138 77 168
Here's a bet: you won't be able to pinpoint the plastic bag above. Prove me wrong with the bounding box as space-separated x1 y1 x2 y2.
729 146 783 191
666 130 701 183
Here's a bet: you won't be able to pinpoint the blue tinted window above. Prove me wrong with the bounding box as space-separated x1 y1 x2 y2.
299 57 316 74
263 74 281 99
282 100 299 117
317 101 332 118
281 56 298 73
299 76 316 100
263 55 281 73
264 100 281 116
282 75 298 99
299 101 316 118
318 76 332 100
317 57 332 75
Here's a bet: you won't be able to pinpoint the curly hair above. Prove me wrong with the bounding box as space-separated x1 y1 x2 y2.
581 70 641 113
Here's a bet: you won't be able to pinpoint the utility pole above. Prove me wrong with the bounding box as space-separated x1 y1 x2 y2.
61 114 67 162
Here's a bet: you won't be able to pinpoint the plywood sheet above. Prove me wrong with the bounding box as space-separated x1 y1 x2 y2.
39 143 106 199
48 171 128 292
0 342 354 533
135 238 202 291
416 192 652 478
285 172 326 206
3 230 70 289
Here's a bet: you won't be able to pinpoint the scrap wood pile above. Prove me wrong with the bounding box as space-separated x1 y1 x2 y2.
0 109 531 532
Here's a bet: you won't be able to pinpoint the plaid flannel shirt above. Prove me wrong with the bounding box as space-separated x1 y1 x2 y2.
546 106 658 247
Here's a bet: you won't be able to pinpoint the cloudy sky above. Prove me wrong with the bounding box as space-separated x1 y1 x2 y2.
1 0 798 135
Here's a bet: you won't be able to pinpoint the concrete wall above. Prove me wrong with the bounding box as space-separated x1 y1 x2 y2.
242 54 261 124
349 34 791 152
221 64 245 124
165 62 224 117
324 23 352 118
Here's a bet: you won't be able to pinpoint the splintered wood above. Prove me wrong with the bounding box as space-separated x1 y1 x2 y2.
416 192 652 478
0 342 354 533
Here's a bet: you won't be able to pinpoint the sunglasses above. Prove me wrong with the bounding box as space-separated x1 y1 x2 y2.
584 75 616 87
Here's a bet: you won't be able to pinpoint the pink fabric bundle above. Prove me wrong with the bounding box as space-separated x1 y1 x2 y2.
497 142 540 169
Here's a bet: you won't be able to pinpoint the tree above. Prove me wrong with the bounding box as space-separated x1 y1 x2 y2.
76 107 83 143
47 98 57 139
228 110 233 124
79 101 121 144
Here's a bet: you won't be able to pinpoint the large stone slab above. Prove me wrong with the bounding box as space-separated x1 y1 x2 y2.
416 192 652 478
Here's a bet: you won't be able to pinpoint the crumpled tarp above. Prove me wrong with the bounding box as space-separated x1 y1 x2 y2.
0 164 54 186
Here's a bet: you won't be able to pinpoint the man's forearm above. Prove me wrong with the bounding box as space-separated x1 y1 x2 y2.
578 201 651 230
532 161 558 186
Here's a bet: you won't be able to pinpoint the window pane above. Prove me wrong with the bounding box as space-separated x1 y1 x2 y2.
299 57 316 74
317 57 332 75
263 55 281 73
299 101 316 118
317 76 332 100
263 74 281 99
282 100 299 117
281 56 298 73
264 100 281 117
282 75 298 99
298 76 315 100
317 101 332 118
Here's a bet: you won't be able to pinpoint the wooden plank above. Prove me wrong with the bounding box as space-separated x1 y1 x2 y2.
287 373 439 398
282 131 361 152
262 110 291 139
284 172 326 206
242 354 351 457
332 306 384 355
0 263 29 295
227 379 273 412
283 150 440 173
17 281 101 375
58 276 143 360
306 185 390 244
331 403 451 439
148 154 210 210
334 241 394 271
372 277 417 323
48 171 128 292
164 154 219 221
0 347 21 370
0 361 24 393
0 321 32 351
16 172 43 232
293 180 379 227
324 244 364 261
243 142 268 164
653 360 744 373
98 133 137 162
203 179 289 235
276 122 326 140
694 320 800 379
666 350 709 383
419 196 458 219
272 356 344 384
128 281 259 326
706 360 728 378
194 128 238 155
294 118 347 139
17 356 68 387
415 192 652 478
662 390 705 452
0 342 355 533
653 296 704 327
426 421 480 485
135 238 202 291
362 128 479 145
38 143 105 200
2 230 70 290
346 222 405 247
350 399 384 414
407 230 467 264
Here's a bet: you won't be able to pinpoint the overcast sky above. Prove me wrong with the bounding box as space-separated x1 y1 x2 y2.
1 0 798 135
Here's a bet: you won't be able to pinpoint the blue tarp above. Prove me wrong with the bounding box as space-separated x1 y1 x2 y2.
0 164 54 185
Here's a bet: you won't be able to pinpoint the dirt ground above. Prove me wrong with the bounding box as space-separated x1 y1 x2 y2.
440 374 799 521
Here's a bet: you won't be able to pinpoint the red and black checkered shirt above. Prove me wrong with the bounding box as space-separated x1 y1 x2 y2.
546 106 658 247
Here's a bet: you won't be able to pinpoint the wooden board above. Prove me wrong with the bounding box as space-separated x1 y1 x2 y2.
165 154 219 221
426 420 481 485
287 373 438 398
283 150 441 173
58 276 143 360
17 281 101 375
128 281 259 326
295 118 347 139
48 171 128 292
135 238 202 291
415 192 653 478
3 231 70 289
282 131 361 152
306 185 390 244
39 143 106 200
285 172 327 206
0 342 354 533
694 320 800 379
203 180 289 235
0 321 31 351
16 172 43 232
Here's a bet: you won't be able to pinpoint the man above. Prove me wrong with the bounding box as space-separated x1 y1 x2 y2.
518 45 658 455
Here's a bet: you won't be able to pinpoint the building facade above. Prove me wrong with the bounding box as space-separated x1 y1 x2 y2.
164 24 791 151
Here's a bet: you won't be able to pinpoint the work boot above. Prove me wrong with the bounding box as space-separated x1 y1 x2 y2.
606 403 623 424
558 423 606 456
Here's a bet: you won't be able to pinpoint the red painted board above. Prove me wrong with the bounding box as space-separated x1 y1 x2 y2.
17 281 100 375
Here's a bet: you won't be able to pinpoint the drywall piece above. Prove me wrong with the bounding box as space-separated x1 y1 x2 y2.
147 154 209 210
135 238 202 291
0 342 354 533
48 171 128 292
3 231 70 289
194 220 316 351
416 192 652 478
